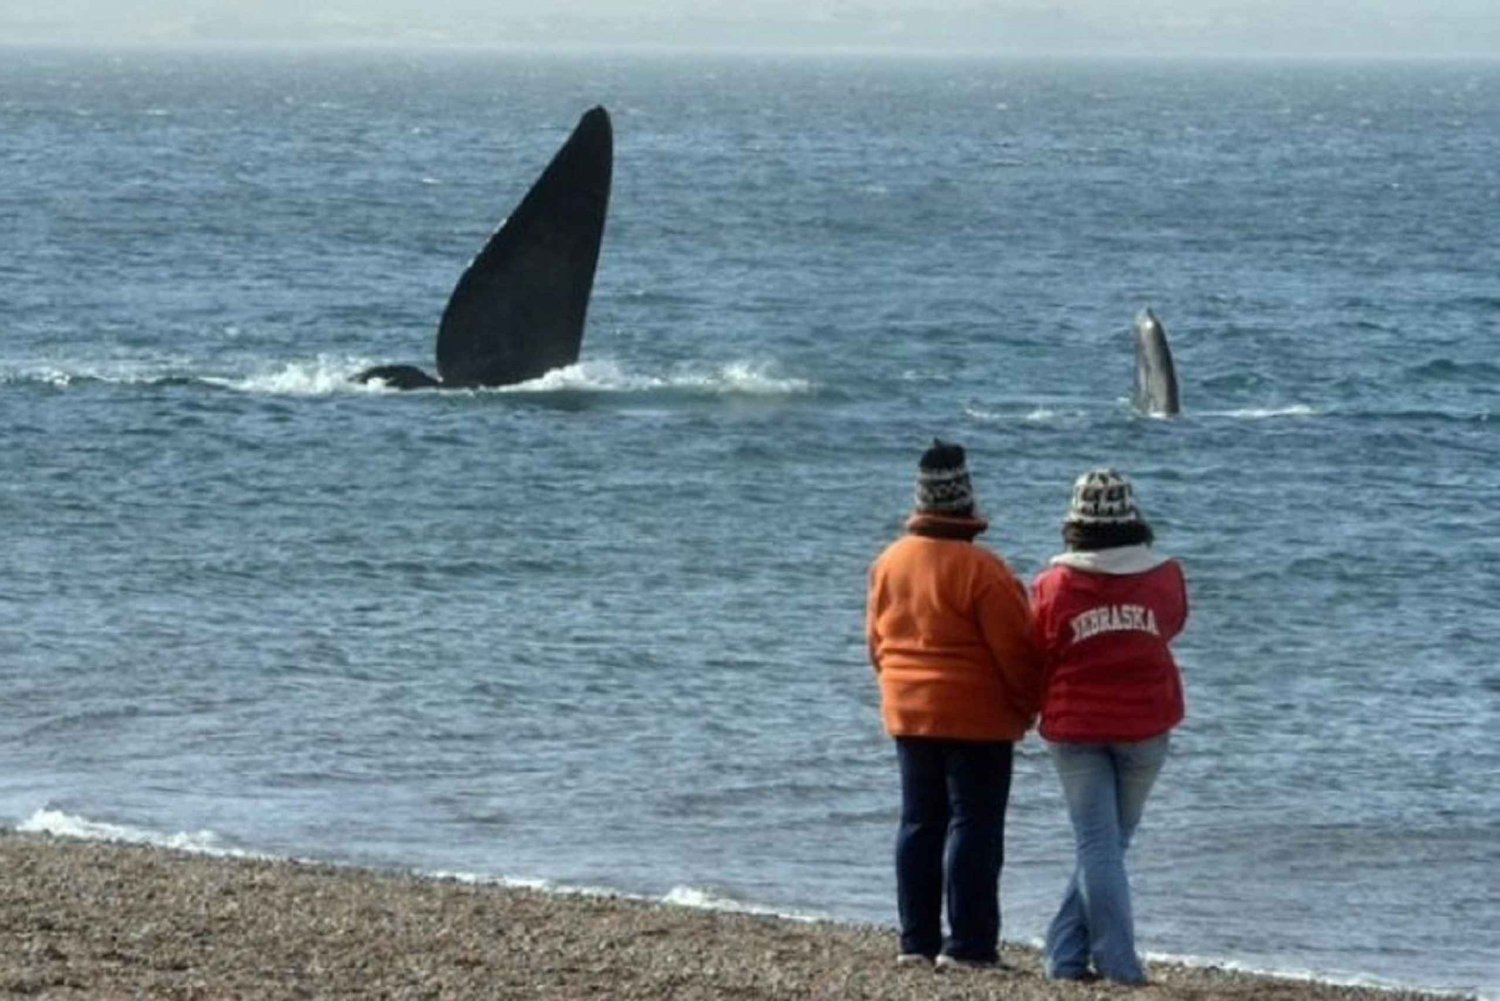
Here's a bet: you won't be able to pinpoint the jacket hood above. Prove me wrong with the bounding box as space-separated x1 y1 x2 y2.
1049 544 1169 575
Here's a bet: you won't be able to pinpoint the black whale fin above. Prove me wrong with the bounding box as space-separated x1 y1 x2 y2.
1132 307 1181 416
434 106 613 388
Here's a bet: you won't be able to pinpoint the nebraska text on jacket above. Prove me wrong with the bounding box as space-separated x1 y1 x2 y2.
1070 604 1160 644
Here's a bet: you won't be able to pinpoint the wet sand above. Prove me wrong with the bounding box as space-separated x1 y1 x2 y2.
0 831 1465 1000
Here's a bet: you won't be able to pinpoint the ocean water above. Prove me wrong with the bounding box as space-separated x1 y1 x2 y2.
2 48 1497 998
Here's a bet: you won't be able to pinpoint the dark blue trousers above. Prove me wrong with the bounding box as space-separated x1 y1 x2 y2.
895 737 1014 961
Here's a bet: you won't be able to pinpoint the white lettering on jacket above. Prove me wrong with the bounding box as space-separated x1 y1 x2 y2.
1069 604 1160 644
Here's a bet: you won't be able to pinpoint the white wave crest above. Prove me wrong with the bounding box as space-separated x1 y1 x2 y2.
18 808 250 858
208 357 812 398
662 885 819 921
496 359 813 396
690 360 814 396
425 869 553 891
1 366 77 388
424 869 627 900
1143 950 1476 999
2 354 813 398
210 355 383 396
1022 406 1089 423
0 359 195 387
963 405 1088 424
1216 405 1319 420
419 873 821 921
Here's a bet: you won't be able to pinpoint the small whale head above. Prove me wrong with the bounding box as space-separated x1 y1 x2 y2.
1132 307 1180 417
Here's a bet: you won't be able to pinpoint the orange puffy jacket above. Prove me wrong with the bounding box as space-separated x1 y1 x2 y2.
866 515 1043 742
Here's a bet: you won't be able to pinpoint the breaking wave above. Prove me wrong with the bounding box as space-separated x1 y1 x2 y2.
12 809 824 923
18 808 251 858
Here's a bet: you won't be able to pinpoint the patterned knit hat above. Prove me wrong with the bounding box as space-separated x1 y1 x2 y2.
1066 469 1140 524
915 439 977 514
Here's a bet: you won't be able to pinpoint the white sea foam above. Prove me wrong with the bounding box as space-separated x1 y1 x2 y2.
210 356 385 396
11 809 827 924
18 808 251 858
1 359 195 388
963 404 1088 424
489 358 813 397
491 359 671 393
1020 935 1482 999
1 366 74 388
1144 951 1485 1000
1216 404 1320 419
3 356 814 398
661 885 819 921
424 870 555 892
352 867 826 920
1022 406 1088 423
207 357 814 398
418 870 824 920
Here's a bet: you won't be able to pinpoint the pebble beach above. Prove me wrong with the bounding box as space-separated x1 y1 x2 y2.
1 832 1468 1001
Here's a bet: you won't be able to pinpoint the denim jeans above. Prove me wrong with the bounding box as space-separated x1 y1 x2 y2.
1045 734 1170 984
894 737 1014 961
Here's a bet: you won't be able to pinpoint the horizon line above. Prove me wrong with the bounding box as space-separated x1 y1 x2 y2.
3 37 1499 62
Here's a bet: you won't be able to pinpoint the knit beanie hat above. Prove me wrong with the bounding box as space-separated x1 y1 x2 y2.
915 439 977 514
1066 468 1140 524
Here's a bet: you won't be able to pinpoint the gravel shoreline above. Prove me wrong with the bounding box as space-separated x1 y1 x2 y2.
0 831 1468 1000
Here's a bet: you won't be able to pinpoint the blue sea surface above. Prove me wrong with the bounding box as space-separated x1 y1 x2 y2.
1 48 1497 998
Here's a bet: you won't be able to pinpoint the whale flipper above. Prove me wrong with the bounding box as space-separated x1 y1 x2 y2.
353 106 613 391
436 106 613 388
1132 307 1180 416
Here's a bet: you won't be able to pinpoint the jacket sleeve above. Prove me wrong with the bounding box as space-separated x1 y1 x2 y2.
976 568 1045 723
1161 560 1189 641
866 564 883 673
1029 571 1057 666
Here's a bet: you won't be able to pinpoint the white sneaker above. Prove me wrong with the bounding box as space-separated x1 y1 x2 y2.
896 953 934 967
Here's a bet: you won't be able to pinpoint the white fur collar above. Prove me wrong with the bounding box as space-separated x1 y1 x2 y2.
1049 544 1169 575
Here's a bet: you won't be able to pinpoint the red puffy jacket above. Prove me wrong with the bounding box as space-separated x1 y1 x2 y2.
1031 548 1188 743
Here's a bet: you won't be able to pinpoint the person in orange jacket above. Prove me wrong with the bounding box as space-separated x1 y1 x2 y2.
866 439 1043 970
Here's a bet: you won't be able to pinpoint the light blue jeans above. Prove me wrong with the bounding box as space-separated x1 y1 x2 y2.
1045 735 1171 984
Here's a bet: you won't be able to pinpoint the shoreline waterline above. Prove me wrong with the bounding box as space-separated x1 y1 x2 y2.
1 830 1478 1000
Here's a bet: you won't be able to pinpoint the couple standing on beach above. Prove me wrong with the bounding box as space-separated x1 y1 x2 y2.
866 439 1189 983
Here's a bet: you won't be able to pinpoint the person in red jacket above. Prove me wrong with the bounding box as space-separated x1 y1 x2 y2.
1031 469 1188 984
867 440 1043 970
